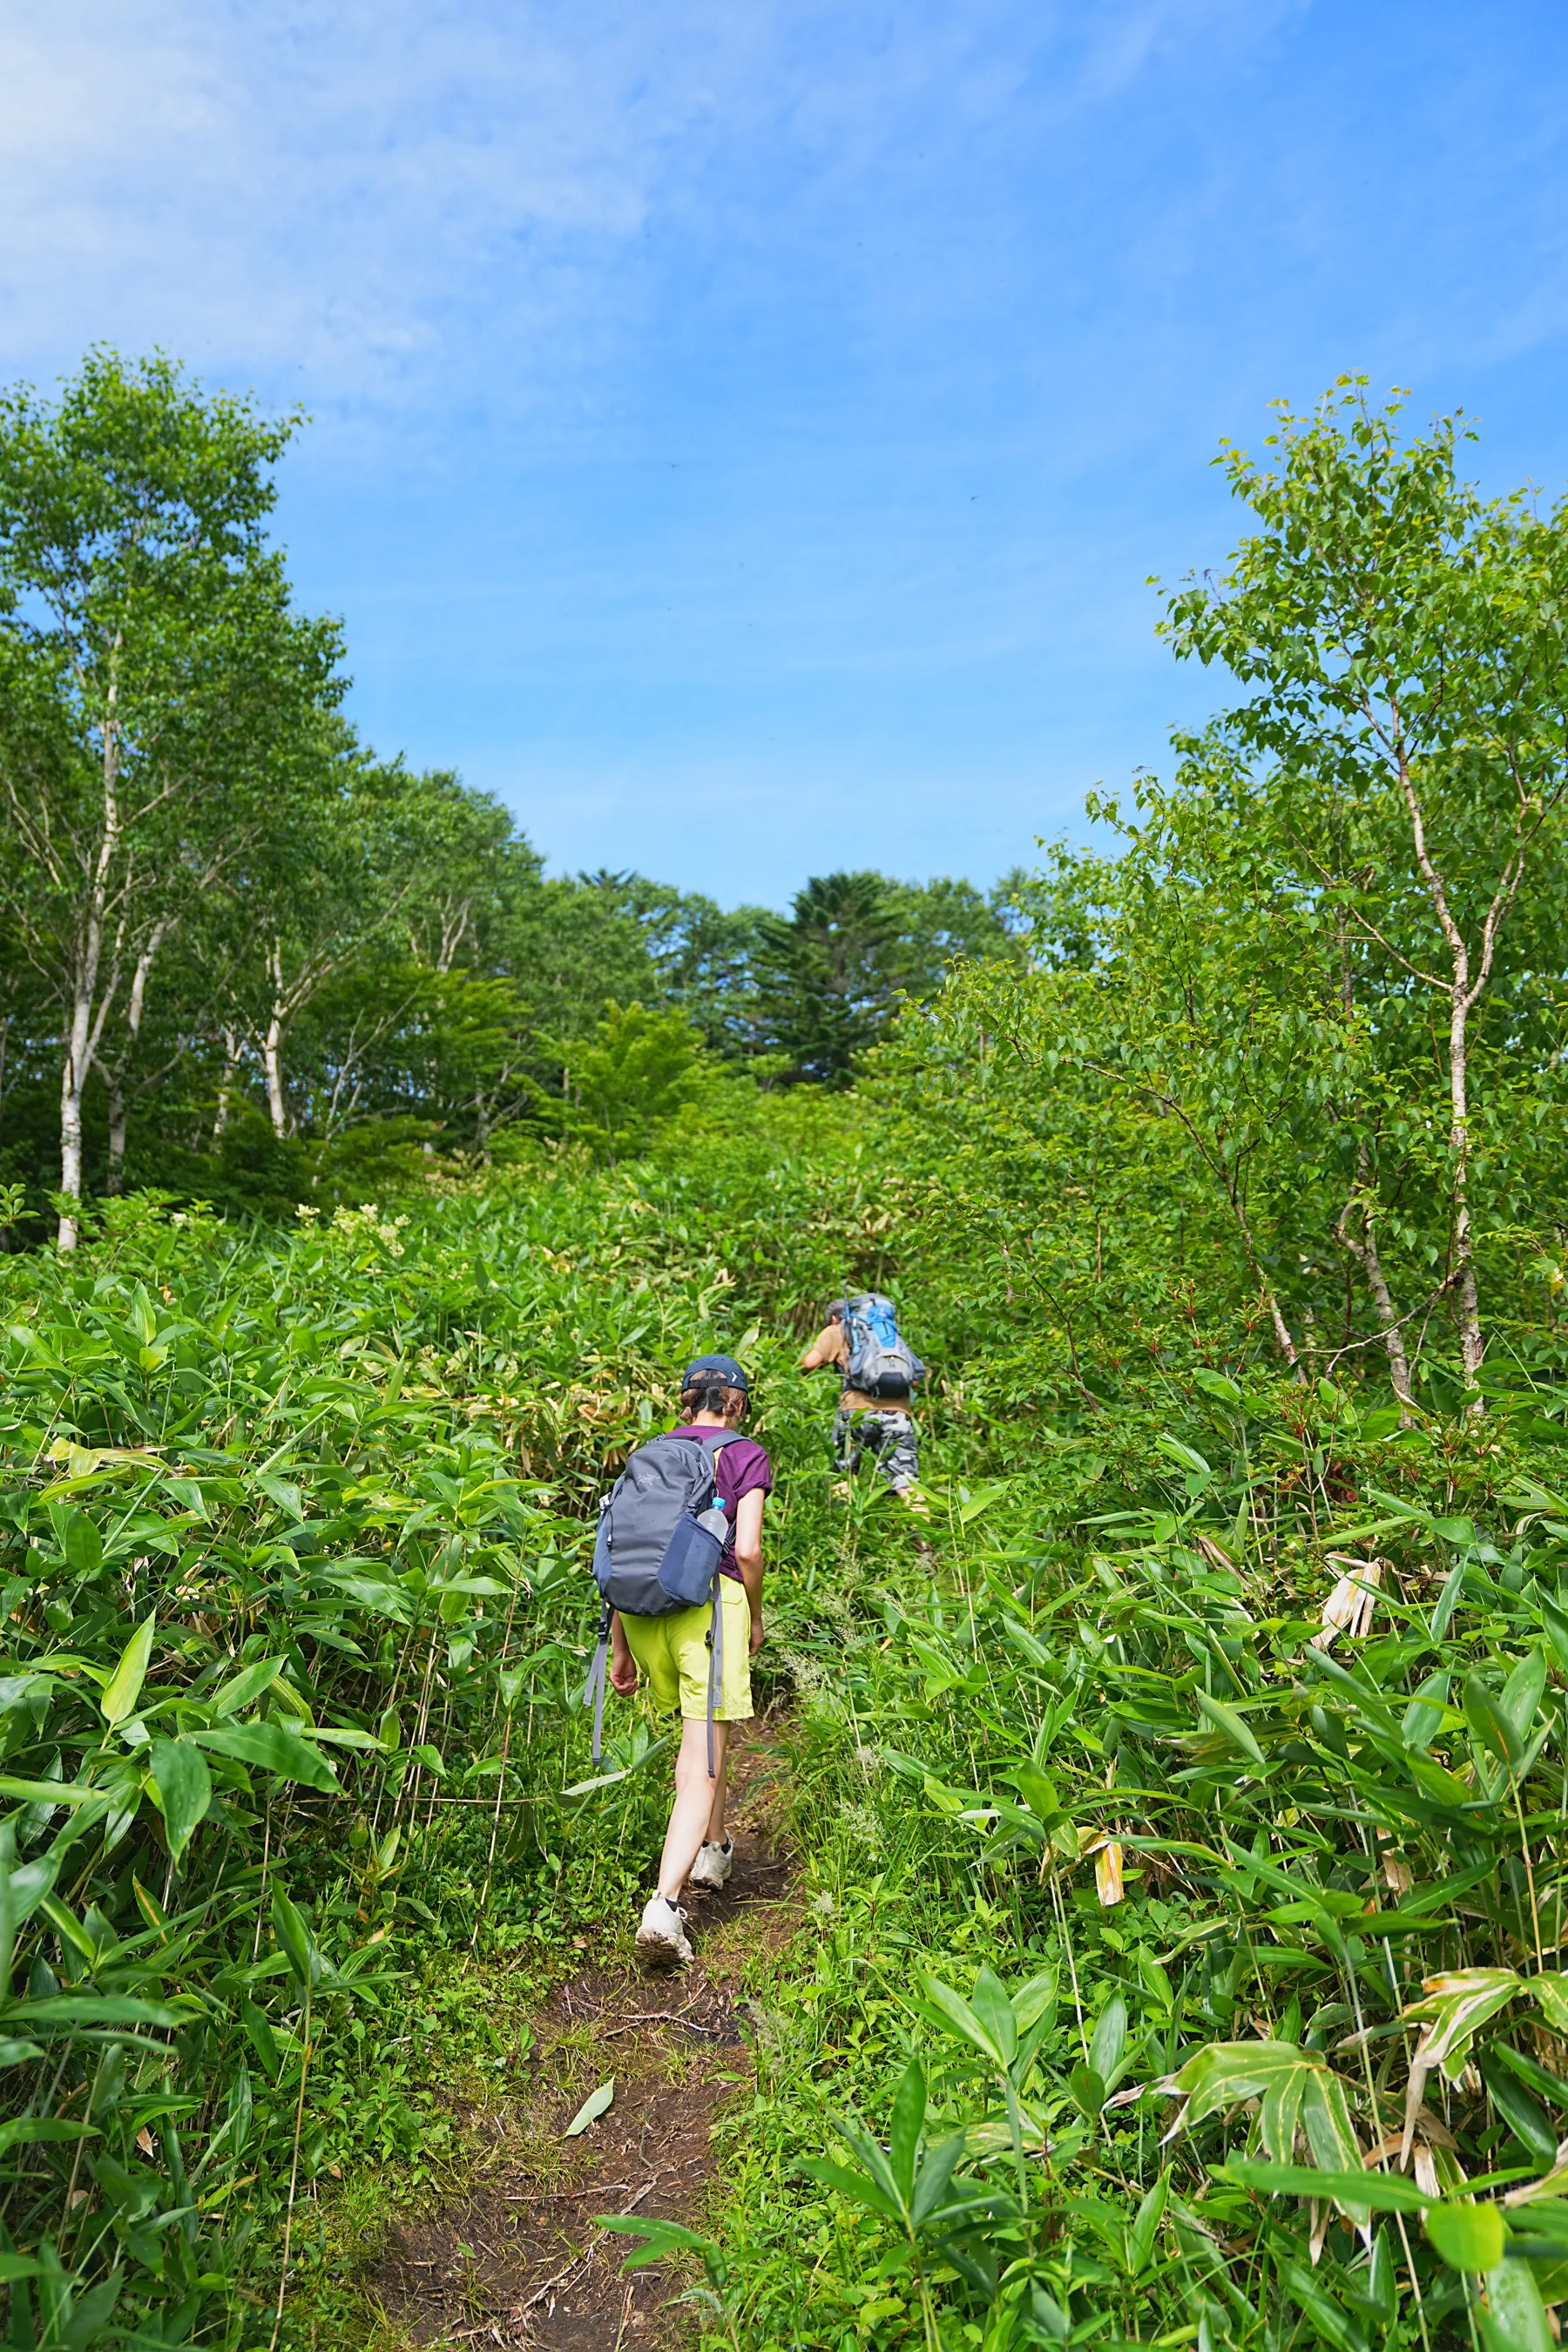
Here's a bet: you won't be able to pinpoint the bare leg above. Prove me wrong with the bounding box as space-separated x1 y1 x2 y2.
657 1718 730 1902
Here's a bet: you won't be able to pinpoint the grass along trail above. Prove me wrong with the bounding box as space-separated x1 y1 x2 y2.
351 1729 801 2349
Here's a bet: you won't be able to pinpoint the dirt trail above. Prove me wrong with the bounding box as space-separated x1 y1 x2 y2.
368 1733 800 2349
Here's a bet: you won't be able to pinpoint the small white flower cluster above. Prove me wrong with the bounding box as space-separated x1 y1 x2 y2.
320 1202 411 1256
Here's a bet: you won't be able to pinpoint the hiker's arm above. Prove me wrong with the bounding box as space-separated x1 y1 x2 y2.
798 1322 844 1373
733 1489 766 1655
608 1611 638 1695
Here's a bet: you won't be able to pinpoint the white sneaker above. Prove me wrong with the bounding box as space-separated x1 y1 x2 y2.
688 1838 733 1891
636 1894 693 1967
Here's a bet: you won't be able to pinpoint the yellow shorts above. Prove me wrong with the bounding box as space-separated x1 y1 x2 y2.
621 1577 754 1722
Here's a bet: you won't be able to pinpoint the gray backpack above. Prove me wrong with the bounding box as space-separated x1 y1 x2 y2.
580 1429 740 1772
841 1291 925 1401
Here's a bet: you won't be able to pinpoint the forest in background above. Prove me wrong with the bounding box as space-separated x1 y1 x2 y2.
0 349 1024 1240
3 358 1568 2351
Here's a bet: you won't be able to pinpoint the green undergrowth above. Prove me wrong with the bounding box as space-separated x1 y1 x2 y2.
7 1114 1568 2350
682 1390 1568 2352
0 1172 833 2348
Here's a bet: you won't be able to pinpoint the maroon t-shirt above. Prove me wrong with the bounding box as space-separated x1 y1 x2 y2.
670 1424 773 1582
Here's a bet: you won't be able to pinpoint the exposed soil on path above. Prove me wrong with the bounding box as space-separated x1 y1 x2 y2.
367 1732 801 2350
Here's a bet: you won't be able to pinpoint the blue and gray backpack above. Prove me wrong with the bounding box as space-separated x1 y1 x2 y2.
840 1291 925 1402
580 1428 740 1773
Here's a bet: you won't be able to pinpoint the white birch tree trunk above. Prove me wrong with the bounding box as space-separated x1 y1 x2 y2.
213 1029 240 1139
57 669 123 1250
98 919 169 1195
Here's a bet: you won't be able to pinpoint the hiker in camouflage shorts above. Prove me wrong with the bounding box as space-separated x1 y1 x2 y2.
800 1300 928 1510
832 1402 919 1491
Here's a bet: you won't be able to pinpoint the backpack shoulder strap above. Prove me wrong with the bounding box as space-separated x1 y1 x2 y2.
692 1428 742 1458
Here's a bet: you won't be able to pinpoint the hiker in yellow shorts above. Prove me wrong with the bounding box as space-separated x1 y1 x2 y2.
608 1354 771 1964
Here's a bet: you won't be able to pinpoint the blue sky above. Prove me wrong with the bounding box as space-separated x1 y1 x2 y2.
5 0 1568 906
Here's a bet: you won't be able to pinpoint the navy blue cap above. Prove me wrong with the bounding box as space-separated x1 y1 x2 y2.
681 1352 750 1393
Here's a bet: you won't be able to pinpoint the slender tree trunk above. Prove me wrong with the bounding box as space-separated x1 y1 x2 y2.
262 1015 288 1138
213 1029 239 1140
99 920 169 1196
58 642 124 1251
57 1011 89 1250
1447 977 1482 1386
59 929 111 1249
1393 736 1489 1391
262 940 290 1138
1333 912 1415 1410
1336 1153 1416 1411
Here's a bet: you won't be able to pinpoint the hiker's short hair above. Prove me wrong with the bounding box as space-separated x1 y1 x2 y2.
679 1375 748 1421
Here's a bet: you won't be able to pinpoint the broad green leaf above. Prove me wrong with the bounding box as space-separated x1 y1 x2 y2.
1297 2061 1363 2180
599 2213 723 2270
240 1995 279 2082
888 2059 925 2201
1007 1763 1064 1821
100 1615 156 1727
564 2078 614 2137
57 1511 101 1577
24 1994 180 2030
1481 2259 1554 2352
1501 1650 1549 1745
196 1721 337 1791
1067 2063 1105 2120
1156 1436 1211 1476
1477 2051 1558 2165
969 1964 1018 2067
0 2118 96 2154
208 1659 285 1720
909 2130 969 2227
1465 1675 1525 1774
1193 1686 1266 1767
1402 1671 1450 1752
271 1889 319 1990
922 1973 1010 2070
253 1473 304 1518
1225 2159 1430 2212
148 1737 212 1867
1431 1558 1467 1641
834 2113 908 2218
1541 1595 1568 1676
1089 1996 1126 2085
561 1734 670 1799
798 2155 901 2222
5 1847 62 1925
0 1780 108 1811
1012 1970 1058 2033
1126 2168 1171 2273
1426 2200 1505 2272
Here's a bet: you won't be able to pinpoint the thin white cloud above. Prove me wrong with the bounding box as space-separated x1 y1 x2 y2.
0 0 770 404
0 0 1295 427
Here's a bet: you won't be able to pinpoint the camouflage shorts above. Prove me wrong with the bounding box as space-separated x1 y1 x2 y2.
834 1408 920 1491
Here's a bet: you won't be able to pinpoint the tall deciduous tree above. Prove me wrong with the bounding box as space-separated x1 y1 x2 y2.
0 350 342 1242
1162 381 1568 1395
